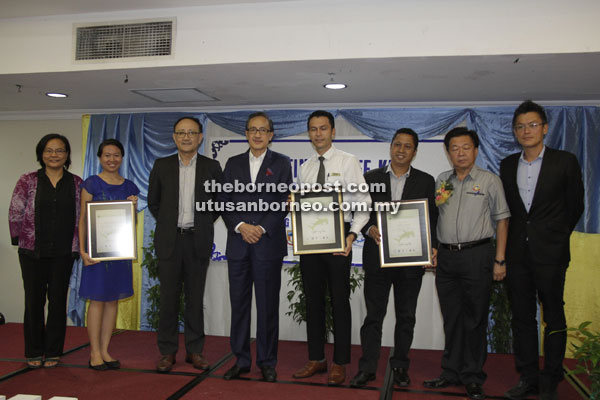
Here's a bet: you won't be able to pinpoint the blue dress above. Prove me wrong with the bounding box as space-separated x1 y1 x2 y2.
79 175 140 301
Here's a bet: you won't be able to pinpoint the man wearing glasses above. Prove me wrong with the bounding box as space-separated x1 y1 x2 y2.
500 101 584 400
218 112 292 382
148 116 223 373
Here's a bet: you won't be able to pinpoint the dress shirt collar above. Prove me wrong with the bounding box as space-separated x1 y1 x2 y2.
178 153 197 167
452 164 483 181
386 164 411 179
316 145 336 160
249 149 267 163
519 145 546 163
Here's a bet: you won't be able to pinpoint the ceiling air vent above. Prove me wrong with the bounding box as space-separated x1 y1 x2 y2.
75 19 174 61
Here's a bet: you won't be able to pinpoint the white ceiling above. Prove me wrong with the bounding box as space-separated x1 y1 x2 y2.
1 0 297 19
2 1 600 116
2 53 599 115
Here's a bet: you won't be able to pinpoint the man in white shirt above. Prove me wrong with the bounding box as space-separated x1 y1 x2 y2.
292 110 371 385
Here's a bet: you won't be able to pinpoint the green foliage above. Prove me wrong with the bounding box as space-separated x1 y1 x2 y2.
285 262 363 340
487 280 513 353
565 321 600 399
141 231 185 331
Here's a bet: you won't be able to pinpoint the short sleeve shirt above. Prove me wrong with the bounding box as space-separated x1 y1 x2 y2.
436 165 510 244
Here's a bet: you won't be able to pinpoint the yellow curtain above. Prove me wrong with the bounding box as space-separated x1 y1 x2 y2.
563 232 600 357
82 115 143 331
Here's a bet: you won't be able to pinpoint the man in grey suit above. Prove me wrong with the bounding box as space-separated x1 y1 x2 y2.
148 116 223 373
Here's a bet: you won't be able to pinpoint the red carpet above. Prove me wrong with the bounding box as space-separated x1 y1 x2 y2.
0 324 588 399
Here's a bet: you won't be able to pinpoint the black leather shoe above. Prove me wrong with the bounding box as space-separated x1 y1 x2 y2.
423 377 459 388
260 365 277 382
505 379 539 399
104 360 121 370
465 382 485 400
89 360 108 371
349 371 376 388
223 364 250 380
392 367 410 387
540 389 558 400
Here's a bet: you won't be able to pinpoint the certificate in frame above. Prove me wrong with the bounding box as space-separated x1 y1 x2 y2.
377 199 432 267
290 190 346 255
87 200 136 261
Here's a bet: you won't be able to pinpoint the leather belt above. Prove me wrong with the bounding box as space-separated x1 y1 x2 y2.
440 238 491 251
177 227 195 235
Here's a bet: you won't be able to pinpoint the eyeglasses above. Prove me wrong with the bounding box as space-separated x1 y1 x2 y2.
247 127 271 135
175 131 201 137
43 149 67 155
514 122 545 132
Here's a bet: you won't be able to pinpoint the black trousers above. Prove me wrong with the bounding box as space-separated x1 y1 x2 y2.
506 244 567 389
157 233 209 355
300 251 352 365
358 265 423 374
435 243 494 385
19 253 74 358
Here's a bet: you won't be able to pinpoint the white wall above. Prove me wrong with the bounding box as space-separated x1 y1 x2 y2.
1 0 599 75
0 119 83 323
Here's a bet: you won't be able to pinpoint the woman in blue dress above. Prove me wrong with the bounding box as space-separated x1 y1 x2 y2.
78 139 139 370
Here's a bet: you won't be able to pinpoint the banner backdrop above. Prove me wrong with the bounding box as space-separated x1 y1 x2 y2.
208 135 450 265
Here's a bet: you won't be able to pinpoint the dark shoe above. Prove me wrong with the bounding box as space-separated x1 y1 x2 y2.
392 367 411 387
104 360 121 370
185 353 209 370
349 371 375 388
423 377 460 388
505 379 539 399
156 354 176 373
223 364 250 380
292 360 327 378
89 360 108 371
465 382 485 400
260 365 277 382
540 388 558 400
327 363 346 386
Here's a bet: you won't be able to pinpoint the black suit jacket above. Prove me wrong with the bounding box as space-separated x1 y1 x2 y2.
361 166 438 272
219 149 292 261
500 147 584 265
147 153 223 260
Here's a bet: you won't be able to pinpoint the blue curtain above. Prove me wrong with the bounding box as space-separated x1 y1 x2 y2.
207 109 337 137
73 106 600 328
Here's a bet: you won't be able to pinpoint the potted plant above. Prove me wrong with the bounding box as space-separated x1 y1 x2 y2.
565 321 600 399
141 231 185 330
285 262 363 341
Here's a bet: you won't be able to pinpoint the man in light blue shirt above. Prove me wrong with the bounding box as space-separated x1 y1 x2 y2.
500 101 584 400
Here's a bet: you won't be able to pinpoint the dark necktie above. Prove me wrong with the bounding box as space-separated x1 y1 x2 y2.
317 156 326 184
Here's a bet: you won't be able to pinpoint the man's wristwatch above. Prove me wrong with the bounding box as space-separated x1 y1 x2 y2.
494 259 506 266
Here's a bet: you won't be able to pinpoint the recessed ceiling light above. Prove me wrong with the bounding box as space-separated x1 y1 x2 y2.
324 83 347 90
46 92 68 98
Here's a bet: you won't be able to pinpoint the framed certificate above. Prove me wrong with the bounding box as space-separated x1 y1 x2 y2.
376 199 432 267
290 190 346 255
87 200 136 261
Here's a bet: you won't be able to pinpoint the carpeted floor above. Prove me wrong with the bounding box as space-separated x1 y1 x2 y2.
0 323 588 399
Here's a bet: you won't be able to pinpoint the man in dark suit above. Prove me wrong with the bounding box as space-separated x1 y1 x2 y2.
219 112 292 382
148 116 223 373
350 128 438 388
500 101 584 400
